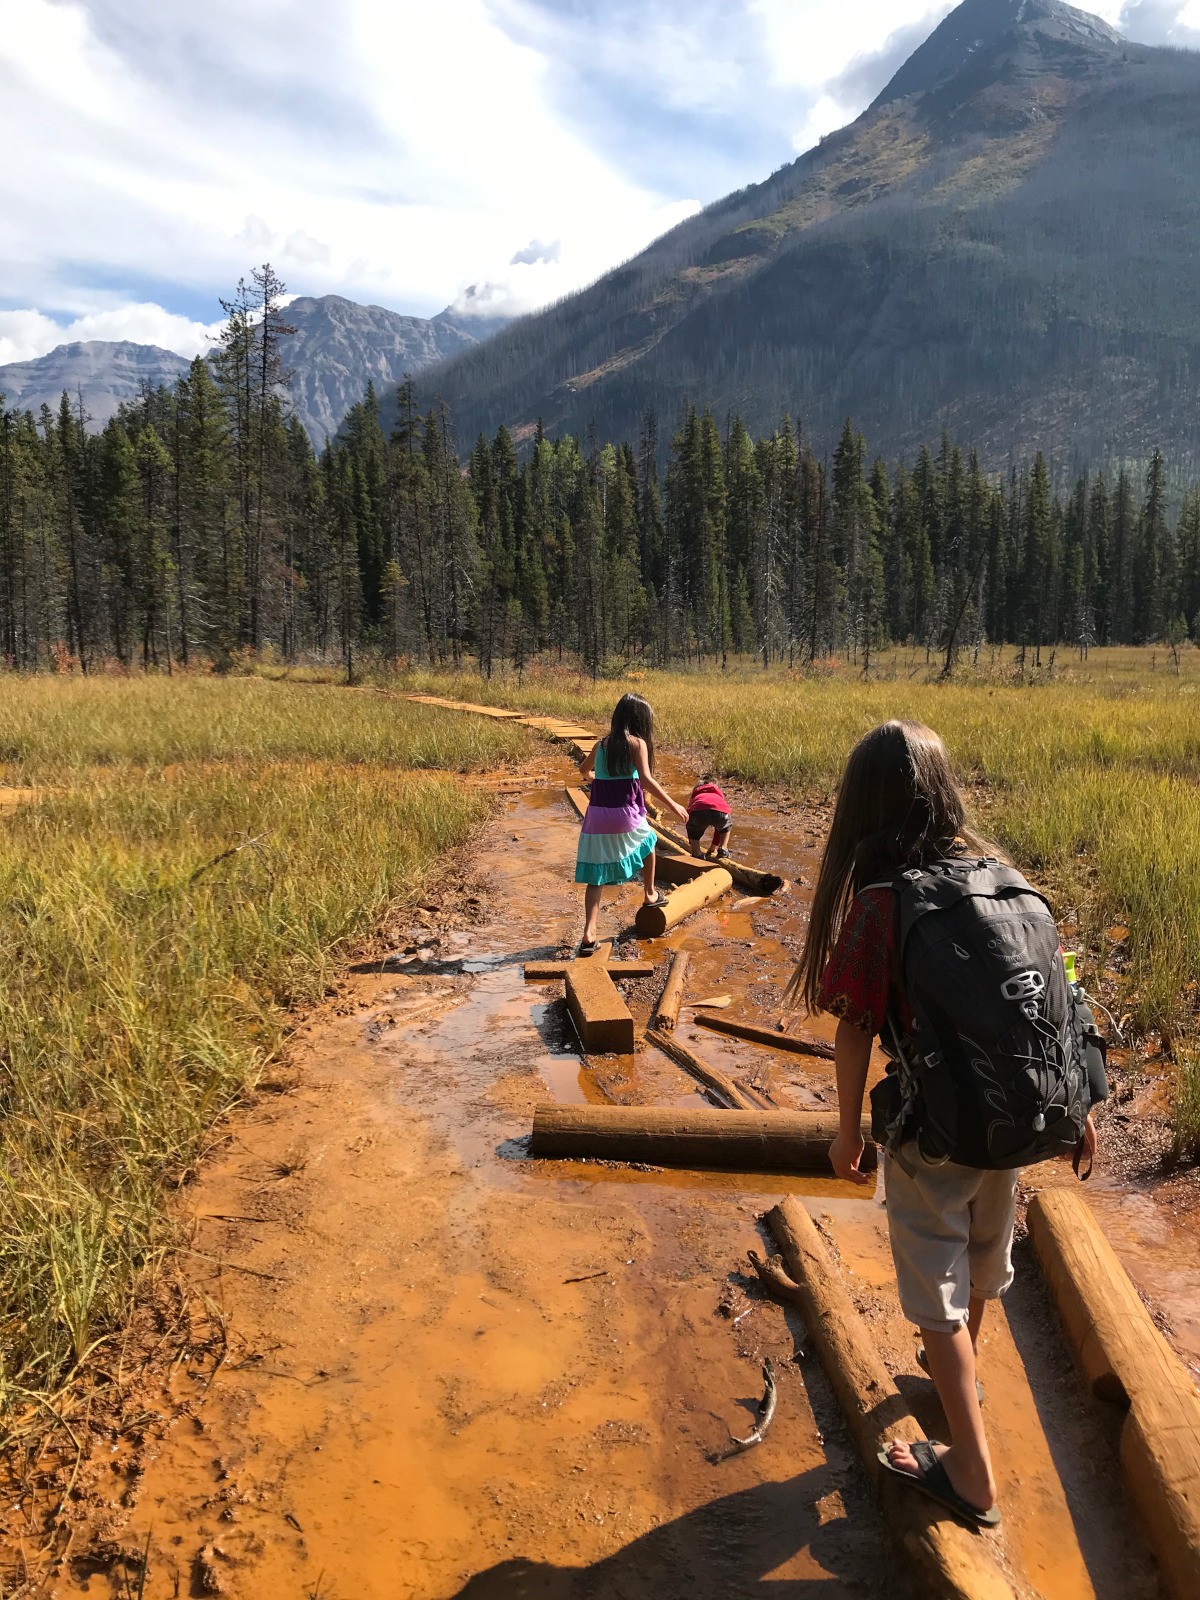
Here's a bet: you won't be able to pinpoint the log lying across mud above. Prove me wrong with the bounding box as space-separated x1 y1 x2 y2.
563 961 635 1054
644 1025 768 1111
654 854 718 886
766 1197 1017 1600
635 869 733 938
524 959 656 981
693 1013 836 1061
531 1105 872 1173
1028 1189 1200 1600
652 951 690 1031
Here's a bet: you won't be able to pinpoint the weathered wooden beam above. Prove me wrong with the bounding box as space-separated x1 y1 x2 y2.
655 853 716 885
564 960 635 1054
531 1105 872 1173
644 1025 768 1111
652 951 690 1031
564 785 589 820
649 814 784 896
635 868 732 938
1028 1188 1200 1600
767 1197 1016 1600
525 960 655 982
694 1013 836 1061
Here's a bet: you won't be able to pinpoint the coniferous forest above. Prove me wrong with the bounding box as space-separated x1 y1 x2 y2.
3 269 1200 678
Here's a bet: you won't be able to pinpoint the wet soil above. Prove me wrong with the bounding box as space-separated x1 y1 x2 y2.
20 729 1198 1599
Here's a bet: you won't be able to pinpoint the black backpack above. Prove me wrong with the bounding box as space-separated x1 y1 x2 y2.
870 858 1099 1171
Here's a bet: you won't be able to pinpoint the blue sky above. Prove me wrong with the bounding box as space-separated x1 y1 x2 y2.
1 0 1198 363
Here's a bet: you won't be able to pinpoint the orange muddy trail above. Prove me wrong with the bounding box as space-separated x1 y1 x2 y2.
49 733 1190 1600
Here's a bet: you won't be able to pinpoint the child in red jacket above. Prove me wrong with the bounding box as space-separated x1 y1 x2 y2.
686 774 732 860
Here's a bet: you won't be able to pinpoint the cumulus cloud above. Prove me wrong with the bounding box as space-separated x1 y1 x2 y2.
0 303 222 366
1117 1 1200 43
510 238 561 267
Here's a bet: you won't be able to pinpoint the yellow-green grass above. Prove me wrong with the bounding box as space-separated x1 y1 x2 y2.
0 682 529 1433
399 659 1200 1142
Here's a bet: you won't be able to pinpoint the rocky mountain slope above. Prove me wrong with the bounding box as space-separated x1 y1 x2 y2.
0 297 505 445
0 342 192 429
412 0 1200 470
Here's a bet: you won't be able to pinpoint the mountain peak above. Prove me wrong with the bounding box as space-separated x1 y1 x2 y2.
872 0 1123 108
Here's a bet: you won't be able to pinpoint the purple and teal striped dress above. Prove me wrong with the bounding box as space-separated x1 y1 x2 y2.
575 739 657 887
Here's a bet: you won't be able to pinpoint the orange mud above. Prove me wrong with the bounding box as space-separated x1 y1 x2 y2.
37 729 1196 1599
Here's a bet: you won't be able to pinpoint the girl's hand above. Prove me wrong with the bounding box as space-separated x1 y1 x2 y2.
829 1129 871 1185
670 800 689 825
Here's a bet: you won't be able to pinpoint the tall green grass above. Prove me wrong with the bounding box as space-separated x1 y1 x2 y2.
400 663 1200 1061
0 682 529 1433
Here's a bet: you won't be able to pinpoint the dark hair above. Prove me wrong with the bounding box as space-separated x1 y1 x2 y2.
785 720 1003 1013
605 693 656 777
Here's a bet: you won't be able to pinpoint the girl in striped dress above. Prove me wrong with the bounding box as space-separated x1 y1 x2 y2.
575 693 690 956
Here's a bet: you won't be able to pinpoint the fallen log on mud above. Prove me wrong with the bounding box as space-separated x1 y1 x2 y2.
531 1105 872 1173
525 960 656 981
694 1013 836 1061
648 815 784 896
635 868 732 938
1028 1188 1200 1600
564 961 635 1054
644 1025 769 1111
766 1197 1017 1600
652 951 690 1031
655 853 718 886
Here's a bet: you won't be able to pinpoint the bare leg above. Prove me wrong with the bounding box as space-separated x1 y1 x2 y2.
887 1321 996 1512
641 850 657 901
716 826 731 856
583 884 604 943
690 835 703 858
967 1294 986 1353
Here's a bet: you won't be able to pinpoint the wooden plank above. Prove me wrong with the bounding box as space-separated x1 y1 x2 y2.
564 786 589 820
531 1105 870 1173
767 1197 1016 1600
524 961 655 982
655 854 715 885
1028 1188 1200 1600
652 951 689 1031
694 1013 836 1061
635 868 732 938
564 961 635 1054
644 1025 769 1111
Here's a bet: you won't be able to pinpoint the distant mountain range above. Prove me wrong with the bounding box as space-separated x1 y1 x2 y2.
0 296 506 444
412 0 1200 471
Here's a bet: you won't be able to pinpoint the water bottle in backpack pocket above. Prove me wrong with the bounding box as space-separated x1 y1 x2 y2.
870 859 1104 1170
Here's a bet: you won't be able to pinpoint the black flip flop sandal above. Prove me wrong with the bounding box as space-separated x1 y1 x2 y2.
877 1440 1001 1528
577 940 599 958
643 891 666 908
916 1345 985 1405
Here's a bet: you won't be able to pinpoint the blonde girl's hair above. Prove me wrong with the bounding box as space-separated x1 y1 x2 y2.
784 720 1003 1013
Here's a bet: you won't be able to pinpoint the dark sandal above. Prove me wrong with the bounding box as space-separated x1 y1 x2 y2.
877 1439 1001 1528
643 891 666 908
916 1345 985 1405
577 940 599 958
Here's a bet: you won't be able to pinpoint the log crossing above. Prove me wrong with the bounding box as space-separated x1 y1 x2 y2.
644 1026 768 1111
1028 1188 1200 1600
647 814 784 895
652 951 690 1031
563 961 635 1054
525 959 655 981
531 1105 872 1173
635 868 732 937
766 1197 1017 1600
694 1013 836 1061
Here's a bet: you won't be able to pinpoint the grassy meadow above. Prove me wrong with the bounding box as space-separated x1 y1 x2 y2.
399 650 1200 1158
0 679 528 1436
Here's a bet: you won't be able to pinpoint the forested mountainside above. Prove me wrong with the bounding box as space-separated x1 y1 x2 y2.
0 296 504 446
412 0 1200 472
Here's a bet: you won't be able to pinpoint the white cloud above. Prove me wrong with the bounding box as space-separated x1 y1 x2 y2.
0 303 222 365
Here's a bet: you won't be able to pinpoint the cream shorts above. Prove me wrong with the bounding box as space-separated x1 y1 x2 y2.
883 1143 1020 1334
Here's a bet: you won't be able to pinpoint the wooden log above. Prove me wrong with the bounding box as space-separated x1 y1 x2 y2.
644 1026 768 1111
648 814 784 896
1028 1188 1200 1600
694 1013 836 1061
635 868 732 938
530 1105 871 1173
767 1197 1016 1600
564 962 635 1054
655 854 716 886
653 951 690 1031
525 960 655 982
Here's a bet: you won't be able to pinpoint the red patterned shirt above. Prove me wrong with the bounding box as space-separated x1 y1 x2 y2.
817 887 913 1039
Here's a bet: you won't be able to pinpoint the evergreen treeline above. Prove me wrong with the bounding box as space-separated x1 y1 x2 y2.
3 274 1200 674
